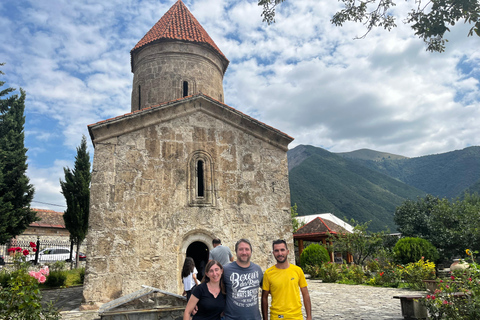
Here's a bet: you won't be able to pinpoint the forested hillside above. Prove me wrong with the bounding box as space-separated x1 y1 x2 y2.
341 146 480 199
287 145 425 232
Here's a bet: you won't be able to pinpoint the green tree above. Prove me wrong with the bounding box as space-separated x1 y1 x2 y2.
393 194 440 238
328 219 384 265
394 194 480 260
291 203 304 232
0 64 37 244
258 0 480 52
60 135 91 268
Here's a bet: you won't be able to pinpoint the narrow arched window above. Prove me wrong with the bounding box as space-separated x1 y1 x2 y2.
183 81 188 97
188 151 215 207
138 85 141 110
197 160 205 197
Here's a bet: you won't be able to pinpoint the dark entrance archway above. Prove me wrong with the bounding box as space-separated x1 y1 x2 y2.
186 241 209 281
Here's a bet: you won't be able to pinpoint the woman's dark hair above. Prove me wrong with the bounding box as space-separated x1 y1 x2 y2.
181 257 195 278
202 260 226 294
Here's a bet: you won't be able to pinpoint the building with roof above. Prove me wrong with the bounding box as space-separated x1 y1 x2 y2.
16 209 70 242
294 214 354 263
83 0 294 308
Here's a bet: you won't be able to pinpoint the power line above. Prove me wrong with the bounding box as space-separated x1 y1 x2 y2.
31 200 67 208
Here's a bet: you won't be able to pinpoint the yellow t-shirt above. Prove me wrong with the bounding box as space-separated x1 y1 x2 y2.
262 264 308 320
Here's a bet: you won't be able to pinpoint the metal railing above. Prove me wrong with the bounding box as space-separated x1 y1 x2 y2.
0 238 86 265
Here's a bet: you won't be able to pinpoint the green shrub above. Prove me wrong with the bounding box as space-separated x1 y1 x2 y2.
368 261 402 287
79 267 85 284
318 262 340 283
300 244 330 269
302 264 322 278
339 264 366 284
394 237 439 264
45 270 67 288
0 269 10 288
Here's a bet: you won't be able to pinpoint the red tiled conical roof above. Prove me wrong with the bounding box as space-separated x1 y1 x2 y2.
131 0 228 62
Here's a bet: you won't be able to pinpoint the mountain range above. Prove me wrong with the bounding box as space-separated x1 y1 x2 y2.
287 145 480 231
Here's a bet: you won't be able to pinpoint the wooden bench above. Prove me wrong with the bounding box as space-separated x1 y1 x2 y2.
393 295 427 320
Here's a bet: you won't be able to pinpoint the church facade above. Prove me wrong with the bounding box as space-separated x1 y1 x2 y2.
83 0 294 307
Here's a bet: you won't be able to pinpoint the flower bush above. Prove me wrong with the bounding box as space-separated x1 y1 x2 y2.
367 262 402 287
399 257 436 290
0 243 59 319
423 249 480 319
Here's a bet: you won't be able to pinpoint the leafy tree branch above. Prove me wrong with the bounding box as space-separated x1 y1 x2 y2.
259 0 480 52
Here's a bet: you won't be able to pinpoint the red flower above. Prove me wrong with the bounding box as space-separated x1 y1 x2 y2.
23 249 30 256
440 279 443 283
379 272 384 276
33 248 37 252
7 248 15 253
469 278 472 281
426 295 431 299
451 275 455 280
431 295 436 300
15 247 22 252
29 242 36 248
443 300 448 305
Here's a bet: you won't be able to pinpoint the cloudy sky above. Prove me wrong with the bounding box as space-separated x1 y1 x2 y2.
1 0 479 211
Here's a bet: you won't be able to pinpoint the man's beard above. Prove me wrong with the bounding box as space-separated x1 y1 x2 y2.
238 254 251 263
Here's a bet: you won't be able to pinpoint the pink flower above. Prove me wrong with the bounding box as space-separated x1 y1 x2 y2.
469 278 472 281
443 300 448 305
38 275 46 284
440 279 443 283
29 271 36 277
40 266 49 276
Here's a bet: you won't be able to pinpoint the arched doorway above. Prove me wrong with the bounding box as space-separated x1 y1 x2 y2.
186 241 209 281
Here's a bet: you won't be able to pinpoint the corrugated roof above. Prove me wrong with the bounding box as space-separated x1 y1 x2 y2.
131 0 227 62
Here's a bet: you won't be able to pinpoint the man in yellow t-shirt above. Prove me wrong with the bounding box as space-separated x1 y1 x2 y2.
261 240 312 320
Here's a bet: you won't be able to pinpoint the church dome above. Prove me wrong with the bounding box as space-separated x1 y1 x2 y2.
130 0 229 111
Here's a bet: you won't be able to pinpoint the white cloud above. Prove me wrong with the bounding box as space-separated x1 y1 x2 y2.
1 0 479 210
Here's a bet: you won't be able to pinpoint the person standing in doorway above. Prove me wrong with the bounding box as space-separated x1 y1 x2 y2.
209 238 234 266
261 239 312 320
223 239 263 320
182 257 199 301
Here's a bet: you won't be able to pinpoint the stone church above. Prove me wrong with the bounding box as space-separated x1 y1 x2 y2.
83 0 294 307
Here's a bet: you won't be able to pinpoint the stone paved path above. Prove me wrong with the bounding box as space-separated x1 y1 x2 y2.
306 280 425 319
42 280 426 319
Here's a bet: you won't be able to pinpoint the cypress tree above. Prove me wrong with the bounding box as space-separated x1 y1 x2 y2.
0 65 37 244
60 135 91 267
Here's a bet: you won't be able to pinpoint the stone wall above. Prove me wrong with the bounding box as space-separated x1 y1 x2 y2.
131 41 227 112
84 97 293 307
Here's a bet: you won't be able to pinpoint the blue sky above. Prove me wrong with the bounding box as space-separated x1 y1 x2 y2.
1 0 479 211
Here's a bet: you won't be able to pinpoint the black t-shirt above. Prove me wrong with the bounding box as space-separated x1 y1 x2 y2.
192 282 226 320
